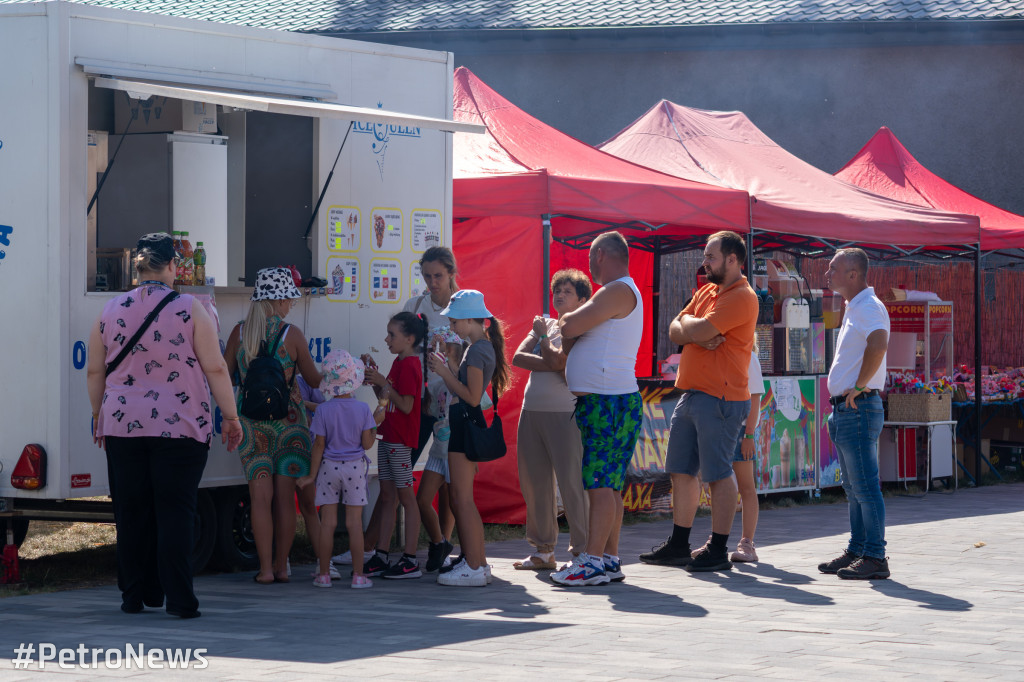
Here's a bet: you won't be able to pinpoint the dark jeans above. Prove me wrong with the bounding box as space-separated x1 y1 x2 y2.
827 394 886 559
105 436 209 613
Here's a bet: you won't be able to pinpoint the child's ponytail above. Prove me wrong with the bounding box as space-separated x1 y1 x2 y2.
485 317 509 399
417 313 430 401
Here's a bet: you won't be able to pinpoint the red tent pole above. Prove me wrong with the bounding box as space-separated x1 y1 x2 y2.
542 215 552 316
652 236 662 377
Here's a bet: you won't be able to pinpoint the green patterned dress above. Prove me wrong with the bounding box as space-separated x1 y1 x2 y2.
236 315 312 480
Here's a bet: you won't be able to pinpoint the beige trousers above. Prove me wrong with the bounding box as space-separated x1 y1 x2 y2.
516 409 589 555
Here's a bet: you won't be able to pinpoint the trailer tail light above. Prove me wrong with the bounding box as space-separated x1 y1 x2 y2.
11 444 46 490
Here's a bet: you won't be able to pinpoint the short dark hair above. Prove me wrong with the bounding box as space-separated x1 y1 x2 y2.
836 247 869 278
591 231 630 263
551 268 593 301
708 230 746 265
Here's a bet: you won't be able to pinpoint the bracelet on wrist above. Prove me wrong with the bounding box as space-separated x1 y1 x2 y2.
854 386 866 392
223 415 240 422
743 434 755 440
539 334 548 339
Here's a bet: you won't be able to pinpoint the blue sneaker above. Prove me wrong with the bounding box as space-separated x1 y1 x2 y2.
603 556 625 582
550 556 609 587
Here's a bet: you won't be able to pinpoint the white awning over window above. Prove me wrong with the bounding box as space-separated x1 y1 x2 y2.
92 76 484 134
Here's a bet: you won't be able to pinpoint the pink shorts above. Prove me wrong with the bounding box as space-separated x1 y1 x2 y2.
314 459 368 507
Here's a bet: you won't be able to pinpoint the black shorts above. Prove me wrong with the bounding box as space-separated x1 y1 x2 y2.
448 402 484 455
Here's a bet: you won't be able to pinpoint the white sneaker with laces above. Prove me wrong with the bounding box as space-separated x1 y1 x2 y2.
551 556 584 584
332 550 374 565
436 559 488 587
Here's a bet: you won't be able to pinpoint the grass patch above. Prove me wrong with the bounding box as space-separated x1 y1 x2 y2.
1 521 118 598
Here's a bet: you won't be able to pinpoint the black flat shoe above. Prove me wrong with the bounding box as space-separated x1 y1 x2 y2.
121 603 144 614
167 608 201 619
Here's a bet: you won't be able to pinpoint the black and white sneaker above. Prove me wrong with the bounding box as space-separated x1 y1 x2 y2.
360 552 390 578
639 538 693 566
685 545 732 572
438 553 465 575
425 539 455 573
383 555 422 580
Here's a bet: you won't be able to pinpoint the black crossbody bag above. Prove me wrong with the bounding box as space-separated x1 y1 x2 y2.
465 393 507 463
105 291 180 377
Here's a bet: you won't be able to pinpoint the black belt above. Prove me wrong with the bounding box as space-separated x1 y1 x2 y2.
829 390 877 406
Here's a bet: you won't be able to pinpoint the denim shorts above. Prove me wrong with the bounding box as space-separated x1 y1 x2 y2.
666 391 749 482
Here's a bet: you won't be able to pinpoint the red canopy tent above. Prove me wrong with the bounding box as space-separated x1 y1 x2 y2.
599 101 981 252
449 69 751 523
834 127 1024 252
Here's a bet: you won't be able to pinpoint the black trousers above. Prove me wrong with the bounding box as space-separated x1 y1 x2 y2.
105 436 209 613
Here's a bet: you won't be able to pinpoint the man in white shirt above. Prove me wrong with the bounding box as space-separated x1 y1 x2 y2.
550 231 644 587
818 248 891 580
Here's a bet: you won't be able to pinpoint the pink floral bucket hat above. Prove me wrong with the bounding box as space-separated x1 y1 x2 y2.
319 349 364 397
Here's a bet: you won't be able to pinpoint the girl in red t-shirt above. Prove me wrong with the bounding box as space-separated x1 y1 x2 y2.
363 312 425 579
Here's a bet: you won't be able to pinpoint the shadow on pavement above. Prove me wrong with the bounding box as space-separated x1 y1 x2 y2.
870 579 973 611
533 572 709 618
686 567 836 606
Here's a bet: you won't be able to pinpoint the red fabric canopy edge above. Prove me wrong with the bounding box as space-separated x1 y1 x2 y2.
835 127 1024 251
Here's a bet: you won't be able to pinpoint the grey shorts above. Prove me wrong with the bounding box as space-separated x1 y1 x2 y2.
665 391 749 483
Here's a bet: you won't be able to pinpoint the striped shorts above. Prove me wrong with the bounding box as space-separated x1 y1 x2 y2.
377 441 414 488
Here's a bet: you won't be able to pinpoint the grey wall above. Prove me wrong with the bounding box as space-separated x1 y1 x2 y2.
447 42 1024 216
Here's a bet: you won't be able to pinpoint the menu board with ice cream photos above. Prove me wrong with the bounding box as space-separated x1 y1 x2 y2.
411 209 442 252
326 257 359 302
370 208 403 253
370 259 403 304
326 206 360 251
410 262 425 298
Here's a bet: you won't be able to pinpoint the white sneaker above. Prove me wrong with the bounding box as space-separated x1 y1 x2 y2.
436 558 488 587
332 550 374 565
310 561 343 579
484 563 493 584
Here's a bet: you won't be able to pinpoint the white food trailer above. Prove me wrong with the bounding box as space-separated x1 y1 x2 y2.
0 1 480 572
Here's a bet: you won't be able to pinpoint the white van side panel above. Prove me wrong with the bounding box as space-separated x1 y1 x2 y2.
0 14 58 497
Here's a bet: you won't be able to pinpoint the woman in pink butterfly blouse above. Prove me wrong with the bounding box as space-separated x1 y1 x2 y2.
87 232 242 619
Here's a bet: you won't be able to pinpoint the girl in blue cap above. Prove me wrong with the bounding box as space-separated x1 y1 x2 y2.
428 289 509 587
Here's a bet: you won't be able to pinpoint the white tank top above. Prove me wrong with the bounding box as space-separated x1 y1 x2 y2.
565 276 643 395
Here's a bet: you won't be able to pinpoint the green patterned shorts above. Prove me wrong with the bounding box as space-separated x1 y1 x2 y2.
576 392 643 491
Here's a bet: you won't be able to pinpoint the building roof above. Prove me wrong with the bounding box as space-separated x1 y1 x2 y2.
11 0 1024 34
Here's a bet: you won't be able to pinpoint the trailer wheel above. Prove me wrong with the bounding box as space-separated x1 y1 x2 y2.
191 489 217 574
0 518 30 548
213 486 258 571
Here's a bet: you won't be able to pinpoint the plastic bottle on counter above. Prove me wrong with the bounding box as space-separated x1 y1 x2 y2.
193 241 207 286
180 232 194 286
172 231 184 285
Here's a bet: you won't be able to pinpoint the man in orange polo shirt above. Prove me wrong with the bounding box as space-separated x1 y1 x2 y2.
639 231 757 572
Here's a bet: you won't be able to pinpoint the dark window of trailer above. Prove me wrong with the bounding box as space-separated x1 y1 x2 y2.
244 112 313 285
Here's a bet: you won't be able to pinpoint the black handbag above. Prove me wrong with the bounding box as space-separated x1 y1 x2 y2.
464 393 507 463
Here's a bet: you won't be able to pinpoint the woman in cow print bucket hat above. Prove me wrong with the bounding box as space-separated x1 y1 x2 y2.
224 267 325 584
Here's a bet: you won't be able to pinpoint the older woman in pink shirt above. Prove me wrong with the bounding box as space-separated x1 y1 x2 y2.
87 232 242 619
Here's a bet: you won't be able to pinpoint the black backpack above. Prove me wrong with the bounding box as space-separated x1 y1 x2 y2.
240 324 296 421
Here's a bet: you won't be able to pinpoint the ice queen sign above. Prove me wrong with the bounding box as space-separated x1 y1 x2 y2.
354 104 422 179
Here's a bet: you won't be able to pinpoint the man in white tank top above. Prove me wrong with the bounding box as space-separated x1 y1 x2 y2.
549 232 644 587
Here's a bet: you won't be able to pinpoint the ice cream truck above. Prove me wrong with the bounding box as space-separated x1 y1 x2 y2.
0 1 480 573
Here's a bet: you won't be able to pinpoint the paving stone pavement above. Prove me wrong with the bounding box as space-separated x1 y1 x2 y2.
1 483 1022 680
